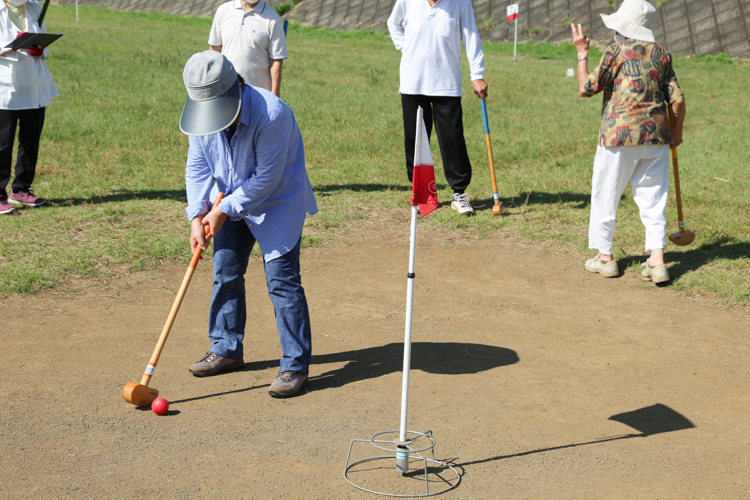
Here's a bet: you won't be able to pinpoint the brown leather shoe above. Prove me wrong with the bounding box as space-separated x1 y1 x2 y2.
268 371 309 398
188 352 244 377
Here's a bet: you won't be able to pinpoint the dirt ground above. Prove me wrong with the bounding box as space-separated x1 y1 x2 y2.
1 209 748 499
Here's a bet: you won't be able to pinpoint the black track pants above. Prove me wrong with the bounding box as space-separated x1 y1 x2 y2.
0 107 46 196
401 94 472 194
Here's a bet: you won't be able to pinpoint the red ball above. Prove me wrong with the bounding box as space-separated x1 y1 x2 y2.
151 397 169 415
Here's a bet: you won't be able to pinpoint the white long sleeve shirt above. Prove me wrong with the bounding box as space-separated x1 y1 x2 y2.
0 1 59 110
387 0 485 97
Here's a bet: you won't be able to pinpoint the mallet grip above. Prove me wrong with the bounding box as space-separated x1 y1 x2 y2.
139 193 224 386
189 193 225 269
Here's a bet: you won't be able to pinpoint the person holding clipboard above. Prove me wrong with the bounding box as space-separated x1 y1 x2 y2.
0 0 59 214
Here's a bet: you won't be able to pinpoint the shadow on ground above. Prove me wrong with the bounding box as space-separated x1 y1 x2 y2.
50 189 187 206
454 403 694 470
469 191 596 214
344 404 694 491
504 191 593 210
313 183 412 197
171 342 518 404
308 342 518 390
618 237 750 283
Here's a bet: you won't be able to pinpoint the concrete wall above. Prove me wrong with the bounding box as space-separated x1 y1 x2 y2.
52 0 287 19
473 0 750 58
52 0 750 58
289 0 750 58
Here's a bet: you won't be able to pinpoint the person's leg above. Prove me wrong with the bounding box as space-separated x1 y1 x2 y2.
0 109 19 198
631 145 670 283
12 107 45 193
207 219 255 358
588 145 637 260
263 236 312 375
631 145 670 260
431 96 472 194
401 94 433 183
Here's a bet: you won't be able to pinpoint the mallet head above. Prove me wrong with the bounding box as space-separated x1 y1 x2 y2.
123 382 159 407
492 202 504 216
668 230 695 246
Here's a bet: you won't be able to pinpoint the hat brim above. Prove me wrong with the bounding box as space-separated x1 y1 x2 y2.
180 79 241 136
600 12 656 43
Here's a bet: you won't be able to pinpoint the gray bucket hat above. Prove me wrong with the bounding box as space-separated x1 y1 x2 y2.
180 51 241 136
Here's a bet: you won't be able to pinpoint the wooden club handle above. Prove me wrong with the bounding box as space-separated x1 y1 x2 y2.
139 193 225 386
667 107 686 233
481 99 501 201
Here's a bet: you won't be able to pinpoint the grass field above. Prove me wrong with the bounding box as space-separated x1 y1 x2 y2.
1 5 748 305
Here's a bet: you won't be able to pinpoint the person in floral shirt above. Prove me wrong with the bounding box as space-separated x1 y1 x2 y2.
572 0 686 284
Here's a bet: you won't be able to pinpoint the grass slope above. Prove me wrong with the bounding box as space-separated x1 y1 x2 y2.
1 6 748 305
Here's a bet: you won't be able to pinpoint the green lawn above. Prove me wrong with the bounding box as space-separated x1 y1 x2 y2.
1 5 748 305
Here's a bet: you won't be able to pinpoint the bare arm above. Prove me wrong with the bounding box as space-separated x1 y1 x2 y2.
270 59 282 97
209 45 222 52
670 99 686 149
571 23 591 97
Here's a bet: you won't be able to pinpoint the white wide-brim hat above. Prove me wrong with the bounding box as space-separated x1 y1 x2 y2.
600 0 657 43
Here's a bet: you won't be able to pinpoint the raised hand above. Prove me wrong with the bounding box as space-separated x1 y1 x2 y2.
571 23 590 58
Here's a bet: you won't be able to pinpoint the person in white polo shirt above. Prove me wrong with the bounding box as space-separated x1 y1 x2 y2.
387 0 488 217
209 0 287 97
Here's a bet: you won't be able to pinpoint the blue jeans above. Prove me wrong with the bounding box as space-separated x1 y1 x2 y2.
208 219 312 374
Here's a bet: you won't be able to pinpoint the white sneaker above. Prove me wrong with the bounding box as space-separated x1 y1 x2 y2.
584 254 619 278
640 261 670 283
450 193 474 217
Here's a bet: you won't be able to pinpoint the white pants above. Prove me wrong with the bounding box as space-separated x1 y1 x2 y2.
589 145 670 255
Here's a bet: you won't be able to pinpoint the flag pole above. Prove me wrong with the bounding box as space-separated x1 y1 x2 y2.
513 15 518 60
396 106 423 473
342 106 460 495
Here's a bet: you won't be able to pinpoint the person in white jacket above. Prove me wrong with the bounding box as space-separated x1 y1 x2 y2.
387 0 488 216
0 0 58 214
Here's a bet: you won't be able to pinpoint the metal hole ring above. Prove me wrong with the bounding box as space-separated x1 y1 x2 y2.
344 455 461 498
369 430 436 454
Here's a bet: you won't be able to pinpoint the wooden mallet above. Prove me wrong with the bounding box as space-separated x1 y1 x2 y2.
123 193 224 407
667 106 694 246
481 98 504 215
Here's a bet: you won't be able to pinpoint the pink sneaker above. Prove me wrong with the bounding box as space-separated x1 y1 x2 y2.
9 189 46 207
0 194 15 214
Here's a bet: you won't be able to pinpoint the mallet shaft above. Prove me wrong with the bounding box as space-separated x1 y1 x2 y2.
481 99 502 212
139 193 224 387
667 106 686 233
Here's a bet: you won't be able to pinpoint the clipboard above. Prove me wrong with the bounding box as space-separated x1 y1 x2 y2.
4 32 63 50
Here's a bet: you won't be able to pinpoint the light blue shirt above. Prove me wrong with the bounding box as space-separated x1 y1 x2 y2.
185 83 317 263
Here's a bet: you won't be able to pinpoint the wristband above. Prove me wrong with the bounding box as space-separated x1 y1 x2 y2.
577 56 587 62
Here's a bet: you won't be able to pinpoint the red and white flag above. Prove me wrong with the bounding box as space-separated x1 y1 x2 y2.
507 3 519 22
411 107 439 217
